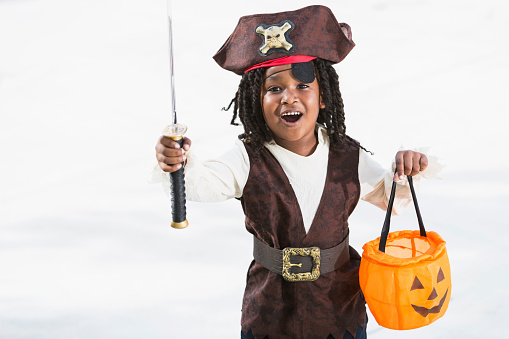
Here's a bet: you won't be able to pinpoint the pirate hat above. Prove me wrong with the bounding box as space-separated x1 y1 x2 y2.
213 5 355 75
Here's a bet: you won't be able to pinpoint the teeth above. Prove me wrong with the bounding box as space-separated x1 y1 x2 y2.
281 111 302 116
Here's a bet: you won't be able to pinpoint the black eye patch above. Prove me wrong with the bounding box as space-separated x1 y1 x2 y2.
291 61 315 83
261 61 316 84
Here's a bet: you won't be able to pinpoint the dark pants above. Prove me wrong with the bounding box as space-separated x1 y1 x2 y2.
241 315 367 339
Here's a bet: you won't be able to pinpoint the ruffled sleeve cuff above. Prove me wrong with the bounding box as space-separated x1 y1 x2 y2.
361 147 445 215
150 150 200 197
150 141 250 202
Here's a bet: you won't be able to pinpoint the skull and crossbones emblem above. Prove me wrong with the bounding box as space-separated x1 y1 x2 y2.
255 20 294 55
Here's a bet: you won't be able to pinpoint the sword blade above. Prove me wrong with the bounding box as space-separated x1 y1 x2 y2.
167 0 177 124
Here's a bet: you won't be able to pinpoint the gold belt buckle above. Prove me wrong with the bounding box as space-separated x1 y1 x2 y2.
282 247 321 282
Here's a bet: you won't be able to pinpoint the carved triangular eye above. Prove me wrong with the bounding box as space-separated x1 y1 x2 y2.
437 268 445 283
411 276 424 290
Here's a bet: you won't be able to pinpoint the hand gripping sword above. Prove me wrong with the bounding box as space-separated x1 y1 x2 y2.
162 0 188 229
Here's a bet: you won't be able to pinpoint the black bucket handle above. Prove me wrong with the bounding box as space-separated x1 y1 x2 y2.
378 174 427 252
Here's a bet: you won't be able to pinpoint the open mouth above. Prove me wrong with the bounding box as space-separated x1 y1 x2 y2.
280 111 303 124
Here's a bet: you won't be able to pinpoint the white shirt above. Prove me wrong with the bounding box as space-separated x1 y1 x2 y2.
152 127 442 233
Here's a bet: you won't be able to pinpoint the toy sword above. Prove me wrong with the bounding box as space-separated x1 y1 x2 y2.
162 0 188 229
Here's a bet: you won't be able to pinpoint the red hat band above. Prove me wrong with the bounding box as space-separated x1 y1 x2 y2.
244 55 317 73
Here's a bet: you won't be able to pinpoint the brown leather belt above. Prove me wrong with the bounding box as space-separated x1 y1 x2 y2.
253 230 350 282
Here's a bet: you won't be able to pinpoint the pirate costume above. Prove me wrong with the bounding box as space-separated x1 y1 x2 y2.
153 5 442 338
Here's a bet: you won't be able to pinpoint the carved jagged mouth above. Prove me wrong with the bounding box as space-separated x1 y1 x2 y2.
411 289 448 317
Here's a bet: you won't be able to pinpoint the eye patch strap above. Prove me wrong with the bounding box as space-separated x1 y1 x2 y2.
261 67 292 83
379 174 427 252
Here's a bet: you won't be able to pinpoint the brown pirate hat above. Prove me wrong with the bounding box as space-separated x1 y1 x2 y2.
213 5 355 75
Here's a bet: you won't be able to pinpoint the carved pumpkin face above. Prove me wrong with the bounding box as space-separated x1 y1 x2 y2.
410 267 449 317
359 230 452 330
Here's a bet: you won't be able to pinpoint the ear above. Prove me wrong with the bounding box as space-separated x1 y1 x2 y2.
319 94 326 109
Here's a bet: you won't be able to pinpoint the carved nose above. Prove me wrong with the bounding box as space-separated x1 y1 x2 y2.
427 287 438 300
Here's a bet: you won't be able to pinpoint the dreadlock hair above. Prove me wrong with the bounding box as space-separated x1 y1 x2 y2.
223 58 370 153
223 66 269 152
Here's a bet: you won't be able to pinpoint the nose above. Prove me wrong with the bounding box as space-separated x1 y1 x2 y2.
427 287 438 300
281 87 298 104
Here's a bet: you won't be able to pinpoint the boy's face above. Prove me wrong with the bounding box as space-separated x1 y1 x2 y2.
260 64 325 154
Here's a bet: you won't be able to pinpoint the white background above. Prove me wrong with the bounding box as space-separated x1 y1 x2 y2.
0 0 508 338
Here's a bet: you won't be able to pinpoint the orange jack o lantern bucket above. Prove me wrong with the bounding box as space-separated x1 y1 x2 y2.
359 175 451 330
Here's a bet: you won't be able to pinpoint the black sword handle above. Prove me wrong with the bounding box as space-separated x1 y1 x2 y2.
169 136 188 229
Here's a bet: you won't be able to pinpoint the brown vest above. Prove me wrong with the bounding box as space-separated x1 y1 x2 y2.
240 140 366 339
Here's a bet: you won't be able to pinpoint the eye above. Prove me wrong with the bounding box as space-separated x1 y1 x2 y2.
437 268 445 283
297 84 309 89
276 34 280 38
410 276 425 290
267 86 281 92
